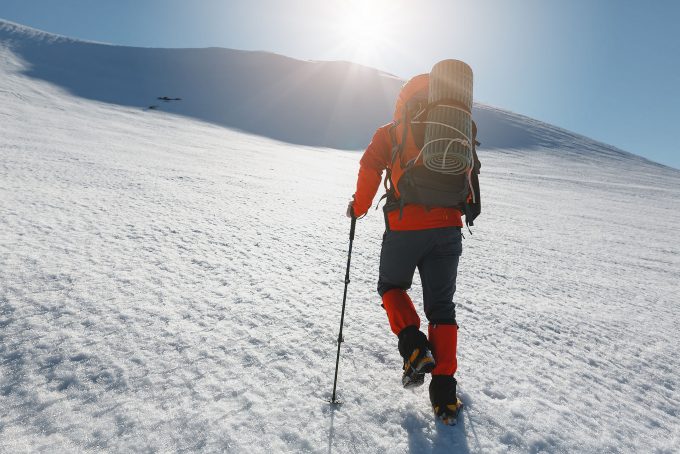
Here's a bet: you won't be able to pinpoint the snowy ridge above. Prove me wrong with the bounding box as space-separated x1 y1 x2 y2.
0 18 84 45
0 17 663 165
472 102 648 162
2 20 680 453
0 18 403 150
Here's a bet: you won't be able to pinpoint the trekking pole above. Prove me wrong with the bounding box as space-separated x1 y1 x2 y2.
330 214 357 405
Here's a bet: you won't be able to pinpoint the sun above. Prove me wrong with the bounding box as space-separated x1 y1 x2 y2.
329 0 400 64
340 7 386 48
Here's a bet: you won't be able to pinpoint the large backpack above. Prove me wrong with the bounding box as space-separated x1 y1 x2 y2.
381 71 481 227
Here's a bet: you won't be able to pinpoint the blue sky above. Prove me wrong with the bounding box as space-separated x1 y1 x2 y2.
1 0 678 168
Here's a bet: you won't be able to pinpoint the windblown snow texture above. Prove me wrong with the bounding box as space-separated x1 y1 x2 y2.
1 19 679 453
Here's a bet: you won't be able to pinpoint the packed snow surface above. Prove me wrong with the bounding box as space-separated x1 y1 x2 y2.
1 19 679 453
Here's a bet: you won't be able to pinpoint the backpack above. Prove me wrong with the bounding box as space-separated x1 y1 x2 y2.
381 71 481 227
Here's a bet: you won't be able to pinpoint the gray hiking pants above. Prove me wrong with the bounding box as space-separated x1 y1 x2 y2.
377 226 462 324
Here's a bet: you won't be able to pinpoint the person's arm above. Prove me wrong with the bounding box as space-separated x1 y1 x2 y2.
351 125 391 217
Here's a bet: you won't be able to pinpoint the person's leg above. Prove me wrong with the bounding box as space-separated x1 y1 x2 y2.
417 227 463 421
377 230 434 386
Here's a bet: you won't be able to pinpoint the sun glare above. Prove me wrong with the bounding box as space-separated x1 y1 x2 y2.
340 6 386 47
330 0 401 65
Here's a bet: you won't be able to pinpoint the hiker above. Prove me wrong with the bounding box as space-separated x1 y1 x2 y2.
346 66 480 425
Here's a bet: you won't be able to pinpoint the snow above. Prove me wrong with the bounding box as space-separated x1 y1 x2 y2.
1 18 679 453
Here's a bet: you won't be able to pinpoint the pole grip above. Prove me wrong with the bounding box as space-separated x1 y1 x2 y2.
349 215 357 241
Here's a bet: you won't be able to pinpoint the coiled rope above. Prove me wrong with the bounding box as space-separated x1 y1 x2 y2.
411 104 472 175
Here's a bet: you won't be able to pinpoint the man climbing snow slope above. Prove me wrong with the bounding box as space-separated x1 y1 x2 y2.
347 62 481 426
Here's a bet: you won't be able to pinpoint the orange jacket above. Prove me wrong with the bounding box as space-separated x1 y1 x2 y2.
353 124 463 231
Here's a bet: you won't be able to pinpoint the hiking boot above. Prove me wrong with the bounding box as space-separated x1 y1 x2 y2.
402 347 436 388
429 375 462 425
433 397 463 425
398 326 435 388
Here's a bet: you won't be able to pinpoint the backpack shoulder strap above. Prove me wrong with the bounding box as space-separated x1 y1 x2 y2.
389 108 410 166
389 121 399 164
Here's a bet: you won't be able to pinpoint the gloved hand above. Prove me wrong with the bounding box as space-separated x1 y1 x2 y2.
346 200 355 219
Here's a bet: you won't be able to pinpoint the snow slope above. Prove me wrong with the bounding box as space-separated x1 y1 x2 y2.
1 19 679 453
0 18 656 161
0 19 402 150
